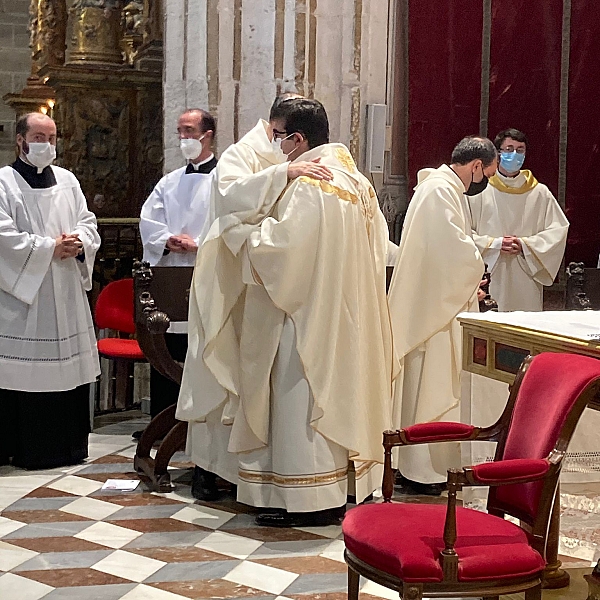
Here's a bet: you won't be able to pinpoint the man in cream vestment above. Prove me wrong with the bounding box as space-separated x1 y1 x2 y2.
178 98 393 526
467 130 571 492
470 128 569 312
388 136 496 495
176 95 334 504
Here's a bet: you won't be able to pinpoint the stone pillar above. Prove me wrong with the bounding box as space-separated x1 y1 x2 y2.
68 0 125 64
163 0 391 174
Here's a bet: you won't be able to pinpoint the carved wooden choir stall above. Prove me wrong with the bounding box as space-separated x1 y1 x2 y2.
133 262 193 492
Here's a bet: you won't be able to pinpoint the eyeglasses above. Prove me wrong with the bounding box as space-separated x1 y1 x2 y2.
500 145 526 155
272 129 288 140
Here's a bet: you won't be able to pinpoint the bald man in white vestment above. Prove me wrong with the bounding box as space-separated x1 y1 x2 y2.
388 136 496 496
177 99 394 526
0 113 100 469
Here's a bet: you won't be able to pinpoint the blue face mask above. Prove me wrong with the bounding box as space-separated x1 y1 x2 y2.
500 151 525 173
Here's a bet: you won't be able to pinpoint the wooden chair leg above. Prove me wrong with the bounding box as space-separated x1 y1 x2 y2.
348 567 359 600
524 583 542 600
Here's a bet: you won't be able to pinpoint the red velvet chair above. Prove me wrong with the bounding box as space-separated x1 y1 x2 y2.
95 278 146 410
343 353 600 600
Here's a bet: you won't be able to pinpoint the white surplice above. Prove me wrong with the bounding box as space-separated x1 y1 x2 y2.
139 166 214 267
467 171 569 501
0 165 100 392
470 170 569 312
388 165 484 484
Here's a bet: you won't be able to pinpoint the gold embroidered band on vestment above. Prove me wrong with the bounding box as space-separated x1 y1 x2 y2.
238 460 379 488
298 176 359 204
238 465 349 488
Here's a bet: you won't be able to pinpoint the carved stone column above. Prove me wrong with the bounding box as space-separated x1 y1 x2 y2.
69 0 125 65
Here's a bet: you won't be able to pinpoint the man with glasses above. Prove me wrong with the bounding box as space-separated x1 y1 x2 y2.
470 128 569 311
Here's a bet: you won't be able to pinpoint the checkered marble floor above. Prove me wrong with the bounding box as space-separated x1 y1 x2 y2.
0 415 598 600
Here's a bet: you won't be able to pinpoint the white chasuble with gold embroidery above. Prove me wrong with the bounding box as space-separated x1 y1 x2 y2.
470 170 569 312
234 143 394 510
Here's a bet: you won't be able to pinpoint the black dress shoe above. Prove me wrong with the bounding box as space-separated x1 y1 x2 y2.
395 474 445 497
347 493 374 504
256 505 346 528
191 466 220 501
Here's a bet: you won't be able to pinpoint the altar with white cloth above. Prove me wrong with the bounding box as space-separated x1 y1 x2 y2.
459 310 600 488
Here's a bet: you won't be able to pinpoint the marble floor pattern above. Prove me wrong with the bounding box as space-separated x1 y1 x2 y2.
0 414 598 600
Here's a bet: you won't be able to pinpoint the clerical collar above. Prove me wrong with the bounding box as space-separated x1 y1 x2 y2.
186 154 217 174
12 157 57 189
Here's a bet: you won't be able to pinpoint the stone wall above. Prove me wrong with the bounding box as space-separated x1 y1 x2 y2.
0 0 31 167
163 0 391 175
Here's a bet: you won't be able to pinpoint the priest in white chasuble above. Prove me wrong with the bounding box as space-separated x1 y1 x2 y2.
388 136 496 496
0 112 100 470
233 99 394 527
176 94 334 503
470 128 569 312
178 98 393 526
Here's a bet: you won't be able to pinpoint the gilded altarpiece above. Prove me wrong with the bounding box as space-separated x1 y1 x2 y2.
5 0 164 219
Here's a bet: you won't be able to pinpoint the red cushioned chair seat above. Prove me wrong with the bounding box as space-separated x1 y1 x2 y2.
343 503 545 583
98 338 145 361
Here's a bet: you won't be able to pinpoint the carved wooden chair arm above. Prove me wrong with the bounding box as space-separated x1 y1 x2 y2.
381 425 496 502
383 423 497 447
463 458 552 487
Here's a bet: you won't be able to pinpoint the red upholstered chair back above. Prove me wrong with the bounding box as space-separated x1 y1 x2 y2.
95 278 136 334
491 353 600 523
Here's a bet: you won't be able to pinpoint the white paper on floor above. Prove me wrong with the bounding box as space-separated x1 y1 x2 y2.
101 479 140 492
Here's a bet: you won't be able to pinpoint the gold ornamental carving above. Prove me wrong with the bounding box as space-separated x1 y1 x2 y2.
122 1 144 65
28 0 40 71
69 0 125 64
37 0 68 67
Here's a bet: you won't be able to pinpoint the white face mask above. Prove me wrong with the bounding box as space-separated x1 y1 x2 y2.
25 142 56 172
271 134 294 164
180 136 205 161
